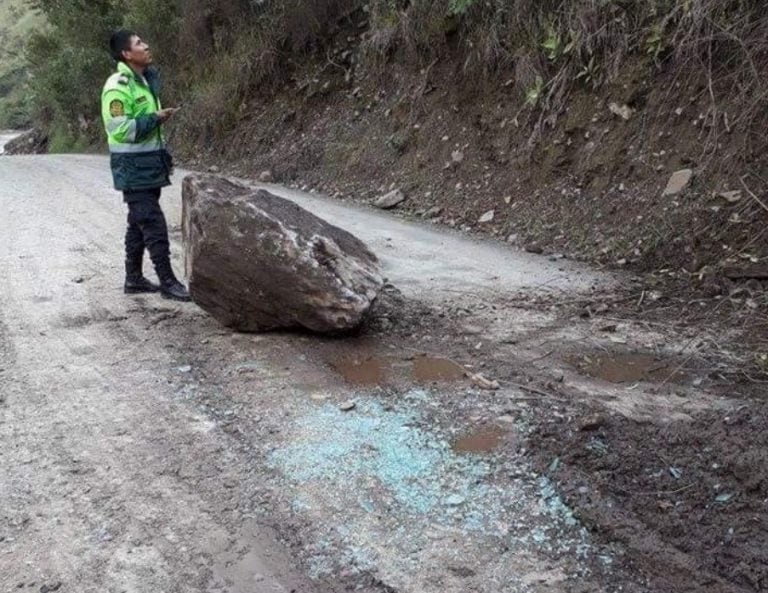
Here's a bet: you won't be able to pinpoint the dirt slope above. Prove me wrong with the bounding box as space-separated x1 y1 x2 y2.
179 33 767 292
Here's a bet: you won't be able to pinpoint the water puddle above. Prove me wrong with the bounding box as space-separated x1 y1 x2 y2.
329 352 466 386
412 356 466 383
331 355 387 386
574 352 684 384
452 426 507 454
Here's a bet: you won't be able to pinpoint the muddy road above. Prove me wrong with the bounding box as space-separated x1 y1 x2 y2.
0 155 763 593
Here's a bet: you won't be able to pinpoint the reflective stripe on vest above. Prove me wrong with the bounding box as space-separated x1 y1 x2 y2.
109 139 163 153
106 117 137 141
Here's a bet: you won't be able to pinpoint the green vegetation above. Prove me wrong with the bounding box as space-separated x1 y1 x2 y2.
22 0 123 149
0 0 44 128
3 0 766 152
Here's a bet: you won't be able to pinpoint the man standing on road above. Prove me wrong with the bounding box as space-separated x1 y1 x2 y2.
101 30 190 301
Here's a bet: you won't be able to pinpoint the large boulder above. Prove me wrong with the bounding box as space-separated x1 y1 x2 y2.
182 174 384 333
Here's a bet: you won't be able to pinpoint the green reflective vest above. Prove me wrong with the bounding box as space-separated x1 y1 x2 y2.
101 61 171 192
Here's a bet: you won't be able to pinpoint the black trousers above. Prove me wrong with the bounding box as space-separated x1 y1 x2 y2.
124 188 171 278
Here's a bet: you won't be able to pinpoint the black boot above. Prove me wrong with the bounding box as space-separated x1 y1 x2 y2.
156 261 192 302
161 278 191 302
124 257 160 294
125 276 161 294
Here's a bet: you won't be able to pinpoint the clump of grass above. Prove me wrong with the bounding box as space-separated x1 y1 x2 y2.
361 1 768 130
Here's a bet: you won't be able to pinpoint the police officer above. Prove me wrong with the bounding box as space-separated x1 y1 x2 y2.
102 30 190 301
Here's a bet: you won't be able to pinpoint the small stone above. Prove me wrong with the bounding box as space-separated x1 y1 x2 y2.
177 365 193 373
608 102 634 120
445 494 466 506
503 195 512 205
424 206 443 219
506 234 519 244
717 190 741 203
478 210 495 223
599 323 618 333
451 150 464 164
662 169 693 197
470 373 500 390
579 414 606 431
258 170 273 183
208 165 220 173
374 189 406 209
73 277 85 284
339 401 356 412
700 281 723 298
525 244 543 254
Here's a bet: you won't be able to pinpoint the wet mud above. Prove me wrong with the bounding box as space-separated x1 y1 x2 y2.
329 352 467 387
571 351 686 384
452 426 507 454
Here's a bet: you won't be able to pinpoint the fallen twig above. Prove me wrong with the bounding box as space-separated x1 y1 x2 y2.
506 381 565 401
739 176 768 215
524 350 554 363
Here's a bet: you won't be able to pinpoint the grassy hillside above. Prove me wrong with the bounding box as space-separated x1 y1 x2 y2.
0 0 44 128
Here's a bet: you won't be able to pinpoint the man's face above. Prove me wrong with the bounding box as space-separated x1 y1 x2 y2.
122 35 153 67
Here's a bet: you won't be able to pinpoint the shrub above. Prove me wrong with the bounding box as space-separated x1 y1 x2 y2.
18 0 768 155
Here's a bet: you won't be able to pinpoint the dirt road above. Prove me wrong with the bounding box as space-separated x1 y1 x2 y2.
0 156 337 592
0 155 760 593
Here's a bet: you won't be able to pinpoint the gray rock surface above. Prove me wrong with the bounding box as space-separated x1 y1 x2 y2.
182 174 383 333
374 189 406 209
662 169 693 196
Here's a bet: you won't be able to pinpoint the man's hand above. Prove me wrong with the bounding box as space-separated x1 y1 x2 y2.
157 107 179 123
